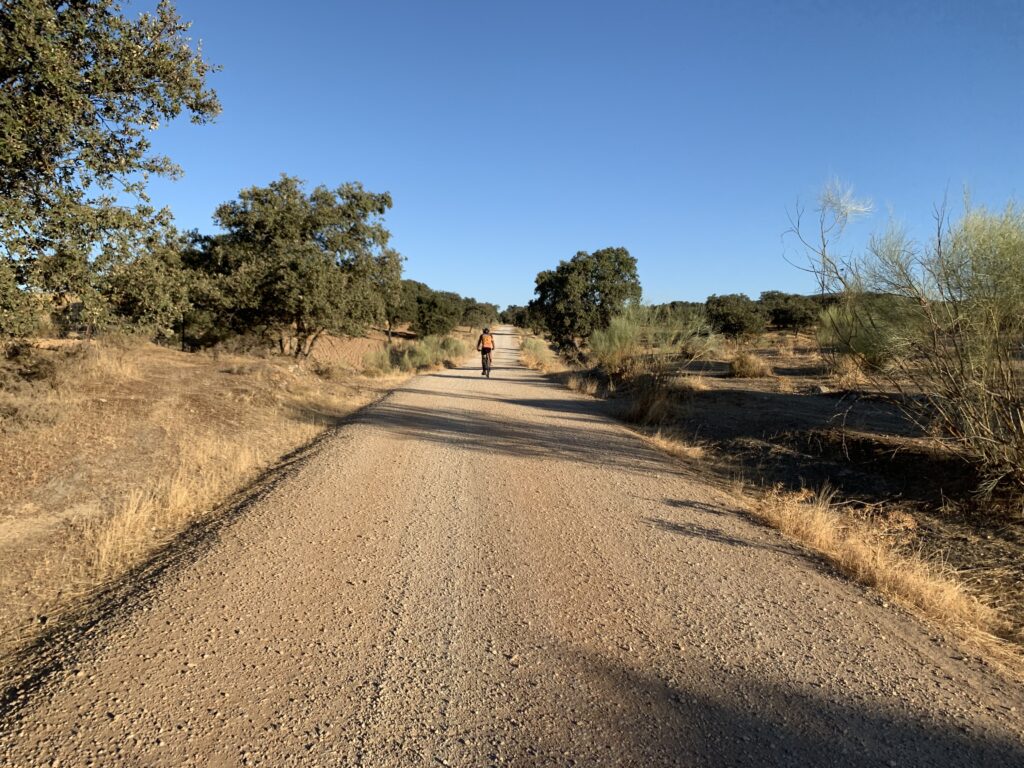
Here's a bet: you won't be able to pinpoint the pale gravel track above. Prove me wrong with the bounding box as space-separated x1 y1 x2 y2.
2 326 1023 766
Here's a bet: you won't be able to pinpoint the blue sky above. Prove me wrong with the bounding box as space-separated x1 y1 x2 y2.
144 0 1024 308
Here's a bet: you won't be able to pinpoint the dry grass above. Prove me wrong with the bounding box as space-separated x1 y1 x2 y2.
670 374 710 393
566 373 599 397
622 379 674 425
753 485 1005 639
646 429 706 461
0 339 401 680
728 351 774 378
830 354 869 390
519 335 562 372
774 376 797 394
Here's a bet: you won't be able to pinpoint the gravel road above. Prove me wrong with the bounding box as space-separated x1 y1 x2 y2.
2 326 1023 766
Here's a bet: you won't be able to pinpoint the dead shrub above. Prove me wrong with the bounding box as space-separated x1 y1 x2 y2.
567 374 599 396
622 375 673 425
728 351 773 378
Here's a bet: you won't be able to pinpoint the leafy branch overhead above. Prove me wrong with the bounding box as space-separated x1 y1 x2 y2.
0 0 220 331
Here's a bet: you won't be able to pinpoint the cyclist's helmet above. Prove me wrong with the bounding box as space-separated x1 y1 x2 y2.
483 327 490 333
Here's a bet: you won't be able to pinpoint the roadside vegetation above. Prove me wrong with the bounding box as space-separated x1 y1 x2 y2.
520 210 1024 659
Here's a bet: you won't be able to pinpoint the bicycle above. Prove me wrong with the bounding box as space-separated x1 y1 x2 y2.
481 349 492 378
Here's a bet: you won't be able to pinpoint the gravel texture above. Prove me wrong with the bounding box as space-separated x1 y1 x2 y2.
2 326 1022 766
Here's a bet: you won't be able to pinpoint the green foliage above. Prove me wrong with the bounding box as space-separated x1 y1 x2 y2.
0 0 219 334
414 291 463 337
528 247 642 354
759 291 818 330
101 230 192 338
500 305 530 327
587 314 642 373
587 305 719 377
460 299 499 329
197 175 396 356
0 261 37 340
704 293 766 337
817 295 917 369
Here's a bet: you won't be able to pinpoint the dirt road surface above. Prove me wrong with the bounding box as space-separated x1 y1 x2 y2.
2 326 1023 766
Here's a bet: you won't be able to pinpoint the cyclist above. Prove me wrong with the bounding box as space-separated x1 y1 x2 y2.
476 327 495 376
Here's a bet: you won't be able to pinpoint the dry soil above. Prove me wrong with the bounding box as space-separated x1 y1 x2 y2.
1 327 1022 766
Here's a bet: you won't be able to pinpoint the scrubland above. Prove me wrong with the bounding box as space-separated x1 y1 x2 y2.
519 321 1024 661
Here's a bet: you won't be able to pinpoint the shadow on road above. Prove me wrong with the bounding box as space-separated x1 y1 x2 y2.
644 517 795 556
364 396 679 477
507 637 1024 766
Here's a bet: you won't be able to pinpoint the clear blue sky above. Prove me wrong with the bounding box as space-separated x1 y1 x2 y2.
144 0 1024 308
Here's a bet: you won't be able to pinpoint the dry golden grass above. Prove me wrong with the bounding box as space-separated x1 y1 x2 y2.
646 429 706 461
566 374 599 396
830 354 869 389
774 376 797 394
0 339 400 676
753 485 1005 638
728 351 774 378
519 335 564 373
670 374 710 393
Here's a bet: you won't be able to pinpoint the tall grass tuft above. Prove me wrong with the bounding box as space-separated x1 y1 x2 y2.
520 336 555 371
588 314 643 373
728 351 773 378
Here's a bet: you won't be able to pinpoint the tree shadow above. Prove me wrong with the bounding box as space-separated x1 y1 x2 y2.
364 398 683 477
644 517 795 556
500 638 1024 766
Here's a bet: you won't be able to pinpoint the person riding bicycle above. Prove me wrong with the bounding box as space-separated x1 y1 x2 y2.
476 327 495 376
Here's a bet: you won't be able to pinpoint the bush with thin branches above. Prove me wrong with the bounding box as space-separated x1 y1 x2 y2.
791 184 1024 504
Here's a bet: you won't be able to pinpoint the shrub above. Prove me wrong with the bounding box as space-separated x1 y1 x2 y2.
362 346 393 375
728 352 773 378
793 184 1024 501
363 335 466 375
705 293 767 337
520 336 554 371
759 291 818 330
817 295 918 370
588 314 642 373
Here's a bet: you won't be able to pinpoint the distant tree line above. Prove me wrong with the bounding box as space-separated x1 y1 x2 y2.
698 291 827 338
506 254 830 345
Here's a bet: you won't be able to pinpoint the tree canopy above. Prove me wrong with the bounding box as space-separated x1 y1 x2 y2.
529 247 642 352
0 0 220 324
190 175 397 356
